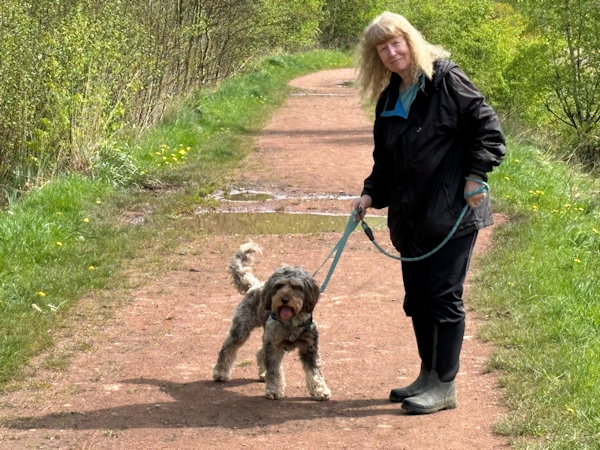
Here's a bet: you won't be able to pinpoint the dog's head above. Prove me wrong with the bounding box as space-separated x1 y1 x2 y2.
261 266 320 322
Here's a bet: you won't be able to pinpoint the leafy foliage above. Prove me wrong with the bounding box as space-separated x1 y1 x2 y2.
0 0 325 202
505 0 600 165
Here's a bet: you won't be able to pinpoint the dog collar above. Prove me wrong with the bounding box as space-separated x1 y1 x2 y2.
269 311 313 328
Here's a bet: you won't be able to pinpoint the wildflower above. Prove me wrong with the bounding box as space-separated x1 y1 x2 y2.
56 241 63 246
83 218 89 223
531 205 538 211
504 177 510 180
88 266 96 270
566 407 575 414
514 159 520 163
564 204 571 208
508 282 514 286
578 207 584 211
593 228 599 233
56 212 62 215
37 291 46 297
96 200 101 204
574 258 581 263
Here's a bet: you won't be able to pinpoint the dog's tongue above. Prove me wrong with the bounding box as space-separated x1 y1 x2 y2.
279 306 293 320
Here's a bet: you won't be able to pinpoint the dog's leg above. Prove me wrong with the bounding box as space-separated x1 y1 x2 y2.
263 340 286 399
213 308 259 382
299 336 331 401
256 347 266 382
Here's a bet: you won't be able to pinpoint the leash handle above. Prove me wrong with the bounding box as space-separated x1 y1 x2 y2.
464 177 489 199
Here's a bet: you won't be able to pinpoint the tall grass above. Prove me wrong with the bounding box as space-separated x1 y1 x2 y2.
0 50 353 384
471 132 600 449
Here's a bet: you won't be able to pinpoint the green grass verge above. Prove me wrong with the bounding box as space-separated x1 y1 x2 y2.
471 136 600 449
0 49 353 385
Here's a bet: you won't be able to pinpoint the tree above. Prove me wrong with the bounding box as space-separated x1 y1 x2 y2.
508 0 600 162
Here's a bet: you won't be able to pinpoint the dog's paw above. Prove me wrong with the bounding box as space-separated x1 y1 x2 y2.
264 388 284 400
212 369 231 382
310 385 331 401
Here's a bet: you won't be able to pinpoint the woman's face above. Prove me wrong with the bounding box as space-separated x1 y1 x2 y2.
376 35 412 77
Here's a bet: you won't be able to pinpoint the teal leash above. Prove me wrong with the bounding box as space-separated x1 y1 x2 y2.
314 210 361 293
315 177 489 292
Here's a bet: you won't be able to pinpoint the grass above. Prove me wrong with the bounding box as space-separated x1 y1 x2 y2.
0 49 353 385
470 132 600 449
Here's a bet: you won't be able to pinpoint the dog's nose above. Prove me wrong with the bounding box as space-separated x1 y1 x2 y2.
282 299 289 304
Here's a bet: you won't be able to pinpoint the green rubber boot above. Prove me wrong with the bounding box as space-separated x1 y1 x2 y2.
389 363 430 403
401 370 457 414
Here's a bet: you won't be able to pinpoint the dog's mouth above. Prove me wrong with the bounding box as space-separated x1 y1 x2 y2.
278 306 294 320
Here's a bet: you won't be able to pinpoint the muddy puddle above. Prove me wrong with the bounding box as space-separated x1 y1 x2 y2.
189 212 388 235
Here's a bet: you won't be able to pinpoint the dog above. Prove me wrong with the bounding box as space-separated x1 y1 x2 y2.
212 242 330 401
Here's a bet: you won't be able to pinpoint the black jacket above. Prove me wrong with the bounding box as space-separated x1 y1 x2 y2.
361 60 505 257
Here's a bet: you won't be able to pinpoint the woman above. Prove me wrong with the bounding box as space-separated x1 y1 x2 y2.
351 12 505 414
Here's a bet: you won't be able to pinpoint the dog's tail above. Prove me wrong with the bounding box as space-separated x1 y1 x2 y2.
228 242 262 294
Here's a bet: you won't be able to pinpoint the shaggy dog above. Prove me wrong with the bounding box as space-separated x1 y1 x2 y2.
213 242 330 401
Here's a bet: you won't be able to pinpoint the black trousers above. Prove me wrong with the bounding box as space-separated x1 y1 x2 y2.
401 231 478 323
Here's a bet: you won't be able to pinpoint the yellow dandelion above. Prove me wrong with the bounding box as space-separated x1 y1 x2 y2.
83 218 89 223
56 241 63 246
96 200 101 204
574 258 581 263
566 407 575 414
37 291 46 297
88 266 96 270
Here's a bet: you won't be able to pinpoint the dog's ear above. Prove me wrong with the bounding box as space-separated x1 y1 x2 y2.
301 274 321 313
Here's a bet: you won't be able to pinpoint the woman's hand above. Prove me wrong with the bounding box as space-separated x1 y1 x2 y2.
465 174 486 208
351 195 373 220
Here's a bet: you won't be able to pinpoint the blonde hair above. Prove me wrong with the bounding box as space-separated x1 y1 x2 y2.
357 11 450 101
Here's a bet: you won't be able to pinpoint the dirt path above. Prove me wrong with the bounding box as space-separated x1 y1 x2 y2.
0 69 508 449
